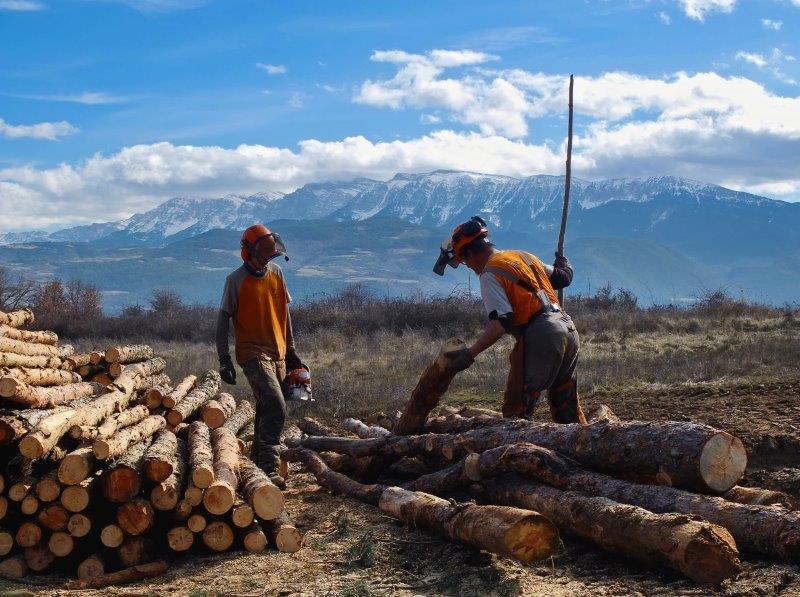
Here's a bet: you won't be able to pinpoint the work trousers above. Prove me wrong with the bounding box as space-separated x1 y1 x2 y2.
241 355 287 473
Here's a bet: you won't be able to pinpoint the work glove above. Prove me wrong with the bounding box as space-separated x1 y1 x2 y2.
285 348 304 371
553 252 571 270
447 347 475 373
219 354 237 385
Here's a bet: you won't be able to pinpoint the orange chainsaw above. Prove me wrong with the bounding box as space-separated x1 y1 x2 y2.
283 365 313 402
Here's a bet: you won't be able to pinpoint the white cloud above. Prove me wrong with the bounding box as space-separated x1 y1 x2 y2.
736 51 767 68
0 0 44 10
256 63 287 75
736 48 797 85
90 0 210 12
420 114 441 124
678 0 736 21
288 92 304 108
659 11 672 24
0 118 77 140
761 18 782 30
11 91 128 105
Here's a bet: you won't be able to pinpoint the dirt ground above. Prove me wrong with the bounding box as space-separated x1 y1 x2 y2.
2 376 799 597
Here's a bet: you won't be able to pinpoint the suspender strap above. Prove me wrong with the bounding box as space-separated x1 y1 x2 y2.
483 266 536 292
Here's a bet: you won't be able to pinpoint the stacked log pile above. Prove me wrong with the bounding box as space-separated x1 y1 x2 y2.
284 344 800 586
0 309 298 585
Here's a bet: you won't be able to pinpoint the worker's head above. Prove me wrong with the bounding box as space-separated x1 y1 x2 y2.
433 216 492 276
240 224 288 270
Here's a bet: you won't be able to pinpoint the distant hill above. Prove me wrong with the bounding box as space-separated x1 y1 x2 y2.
1 171 798 309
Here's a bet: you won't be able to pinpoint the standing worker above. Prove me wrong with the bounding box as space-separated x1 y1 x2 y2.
433 216 587 424
216 224 306 488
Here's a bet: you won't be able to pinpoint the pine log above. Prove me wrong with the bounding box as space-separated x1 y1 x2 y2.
23 542 54 571
0 497 7 521
35 469 61 502
189 421 214 488
150 438 187 511
480 477 740 584
0 351 64 369
202 520 234 552
184 482 204 507
238 457 284 520
92 373 114 386
0 336 60 357
16 521 42 547
68 513 91 538
77 552 105 580
343 417 391 439
143 384 170 410
65 352 92 368
0 308 33 328
0 405 77 445
20 495 39 515
144 429 179 482
167 526 194 552
231 499 254 528
100 524 124 548
242 521 267 553
89 351 104 365
36 504 69 531
162 374 197 409
112 357 166 395
48 531 74 557
58 344 75 358
222 398 254 435
79 363 105 378
266 510 303 553
203 427 240 515
393 338 466 435
238 421 255 453
461 442 800 561
117 498 154 536
187 513 207 533
61 475 96 512
9 475 36 501
108 361 124 378
288 448 384 505
2 380 103 408
72 404 150 441
202 392 237 429
101 437 153 503
0 367 80 394
166 370 221 426
297 416 336 437
93 414 166 460
59 446 95 485
173 499 192 521
0 531 13 556
0 323 57 345
0 554 28 579
65 561 168 590
723 486 797 509
118 536 153 567
105 344 154 364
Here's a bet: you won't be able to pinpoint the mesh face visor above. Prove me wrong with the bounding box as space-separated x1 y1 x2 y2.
433 240 459 276
253 232 289 263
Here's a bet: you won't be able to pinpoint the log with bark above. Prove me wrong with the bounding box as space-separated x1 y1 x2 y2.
34 469 61 502
187 513 207 533
117 498 154 536
0 308 34 328
58 446 96 486
202 520 234 552
105 344 154 364
49 531 75 557
38 504 69 531
189 421 214 488
0 368 80 394
71 404 151 441
65 353 92 369
241 521 267 553
93 414 166 460
0 323 57 345
230 499 254 528
150 438 186 512
64 561 167 590
112 357 166 395
0 336 60 358
266 510 303 553
15 521 42 548
223 399 255 436
101 437 153 503
24 542 55 571
67 513 91 538
723 486 797 509
143 384 170 410
0 352 64 369
167 526 194 552
166 370 220 426
203 427 240 515
2 380 104 409
100 524 124 548
238 457 284 520
344 417 391 439
162 374 196 409
393 339 467 435
61 476 97 513
144 429 179 482
202 392 237 429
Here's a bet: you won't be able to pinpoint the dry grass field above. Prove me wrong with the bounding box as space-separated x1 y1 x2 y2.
4 290 800 596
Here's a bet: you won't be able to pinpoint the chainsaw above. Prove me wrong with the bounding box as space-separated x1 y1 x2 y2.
283 365 314 403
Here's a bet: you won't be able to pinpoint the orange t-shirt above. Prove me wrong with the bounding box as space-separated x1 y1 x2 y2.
219 264 291 364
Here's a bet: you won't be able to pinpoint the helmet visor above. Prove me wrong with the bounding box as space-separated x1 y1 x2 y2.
433 240 459 276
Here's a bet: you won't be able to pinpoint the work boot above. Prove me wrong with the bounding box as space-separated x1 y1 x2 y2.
268 472 287 490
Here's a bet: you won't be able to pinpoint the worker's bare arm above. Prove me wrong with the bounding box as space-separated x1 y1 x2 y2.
468 319 506 358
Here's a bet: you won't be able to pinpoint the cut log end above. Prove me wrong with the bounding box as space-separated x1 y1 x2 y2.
274 526 303 553
77 554 105 580
167 526 194 552
251 483 285 521
502 514 561 564
202 521 234 552
100 524 124 548
48 531 74 557
680 525 741 585
203 484 235 516
0 554 28 579
699 433 748 493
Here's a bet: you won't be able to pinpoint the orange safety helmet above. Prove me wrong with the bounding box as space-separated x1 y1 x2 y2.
433 216 489 275
240 224 288 263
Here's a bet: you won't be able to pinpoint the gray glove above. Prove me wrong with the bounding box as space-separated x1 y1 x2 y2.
447 347 475 373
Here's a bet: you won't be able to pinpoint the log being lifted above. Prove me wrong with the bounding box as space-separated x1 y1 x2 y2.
202 392 237 429
162 374 196 409
203 427 240 515
65 561 167 590
0 308 34 328
1 380 104 409
105 344 154 364
189 421 214 488
458 442 800 562
290 447 558 564
238 456 284 520
0 367 80 393
167 370 221 426
101 436 154 503
0 323 57 345
93 414 166 460
393 338 466 435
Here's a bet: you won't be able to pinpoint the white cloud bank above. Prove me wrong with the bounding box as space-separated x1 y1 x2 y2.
0 118 77 140
677 0 736 21
256 63 287 75
0 0 44 10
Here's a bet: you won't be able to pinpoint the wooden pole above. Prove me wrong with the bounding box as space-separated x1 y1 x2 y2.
557 74 574 306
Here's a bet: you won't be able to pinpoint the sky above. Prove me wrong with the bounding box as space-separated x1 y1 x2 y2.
0 0 798 232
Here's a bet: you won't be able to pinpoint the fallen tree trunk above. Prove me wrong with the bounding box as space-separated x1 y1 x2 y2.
393 339 466 435
203 427 240 515
162 375 196 409
288 448 385 505
166 370 220 426
101 437 153 503
64 561 167 590
238 457 284 520
0 324 57 345
105 344 154 364
0 309 34 328
189 421 214 488
0 368 80 394
93 414 166 460
2 380 104 409
479 477 740 584
202 392 237 429
459 442 800 561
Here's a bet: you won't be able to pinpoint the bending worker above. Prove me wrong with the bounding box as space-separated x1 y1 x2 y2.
434 216 587 424
216 224 306 488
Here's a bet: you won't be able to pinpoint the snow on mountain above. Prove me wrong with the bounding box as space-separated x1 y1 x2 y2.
0 172 785 247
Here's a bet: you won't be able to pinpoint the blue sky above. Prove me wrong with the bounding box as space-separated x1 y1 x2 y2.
1 0 798 231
